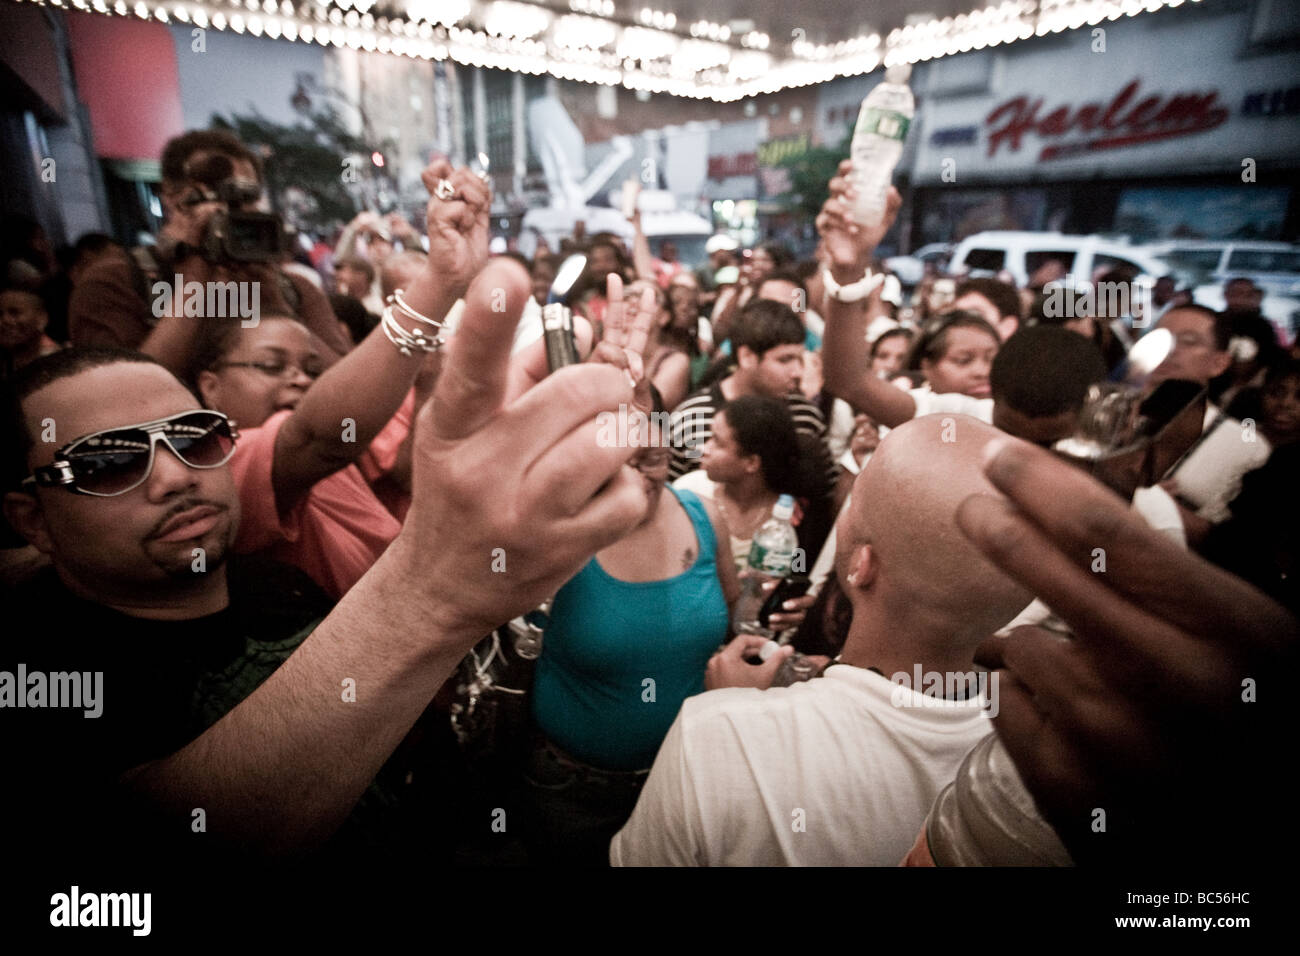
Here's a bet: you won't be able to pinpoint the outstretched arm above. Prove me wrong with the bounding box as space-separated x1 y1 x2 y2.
629 206 657 282
120 259 651 854
817 160 915 428
270 161 488 513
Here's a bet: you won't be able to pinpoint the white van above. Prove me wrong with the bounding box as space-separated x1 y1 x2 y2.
947 231 1183 290
1140 241 1300 298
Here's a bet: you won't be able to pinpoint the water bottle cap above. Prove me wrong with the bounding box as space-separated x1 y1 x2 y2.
773 494 795 520
885 63 912 85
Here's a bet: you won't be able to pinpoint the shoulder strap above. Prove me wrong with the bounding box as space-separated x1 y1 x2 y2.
671 485 719 564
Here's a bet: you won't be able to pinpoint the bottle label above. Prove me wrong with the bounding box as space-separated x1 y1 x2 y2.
857 108 911 142
748 541 793 575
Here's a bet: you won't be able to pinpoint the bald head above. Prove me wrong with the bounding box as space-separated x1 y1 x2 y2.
837 415 1031 649
380 250 429 299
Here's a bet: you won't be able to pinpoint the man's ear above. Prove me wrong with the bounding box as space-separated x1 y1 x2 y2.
844 543 877 591
996 316 1020 341
735 345 757 370
4 491 54 555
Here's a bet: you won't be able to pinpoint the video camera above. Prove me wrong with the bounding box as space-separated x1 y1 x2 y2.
180 153 294 264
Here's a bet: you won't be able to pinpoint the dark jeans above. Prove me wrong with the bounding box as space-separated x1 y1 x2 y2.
521 734 649 867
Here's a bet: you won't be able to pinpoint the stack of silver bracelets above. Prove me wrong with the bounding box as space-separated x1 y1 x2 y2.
381 289 447 355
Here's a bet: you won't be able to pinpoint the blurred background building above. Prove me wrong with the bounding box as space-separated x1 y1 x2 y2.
3 0 1298 260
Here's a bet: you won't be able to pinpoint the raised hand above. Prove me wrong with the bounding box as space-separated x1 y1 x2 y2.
956 435 1298 864
386 212 422 245
504 273 656 408
815 159 902 277
596 273 657 413
419 158 491 299
402 259 650 638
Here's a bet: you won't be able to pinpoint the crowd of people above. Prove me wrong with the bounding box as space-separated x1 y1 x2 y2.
1 128 1296 872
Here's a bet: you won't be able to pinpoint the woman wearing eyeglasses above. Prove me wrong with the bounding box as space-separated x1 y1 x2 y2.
523 391 740 866
187 314 398 599
173 159 491 597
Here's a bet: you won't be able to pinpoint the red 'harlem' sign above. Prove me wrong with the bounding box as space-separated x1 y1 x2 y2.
985 79 1229 161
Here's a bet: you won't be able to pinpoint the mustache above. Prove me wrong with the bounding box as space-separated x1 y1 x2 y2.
146 497 230 540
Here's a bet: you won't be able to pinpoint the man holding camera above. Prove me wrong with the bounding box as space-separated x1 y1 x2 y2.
68 130 351 378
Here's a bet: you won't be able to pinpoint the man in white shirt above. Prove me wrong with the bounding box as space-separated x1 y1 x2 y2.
1145 305 1271 528
610 415 1033 866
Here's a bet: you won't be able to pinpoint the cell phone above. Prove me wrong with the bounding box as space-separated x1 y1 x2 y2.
758 575 812 629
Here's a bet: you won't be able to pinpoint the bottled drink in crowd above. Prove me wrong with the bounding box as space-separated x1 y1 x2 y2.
915 734 1073 866
848 63 914 229
733 495 799 637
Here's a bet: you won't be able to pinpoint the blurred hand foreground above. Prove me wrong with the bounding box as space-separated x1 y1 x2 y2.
958 436 1298 866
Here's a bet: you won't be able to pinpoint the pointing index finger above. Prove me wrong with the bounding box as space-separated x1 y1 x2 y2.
429 259 530 441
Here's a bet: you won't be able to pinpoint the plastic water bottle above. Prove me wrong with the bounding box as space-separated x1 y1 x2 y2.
733 495 799 637
912 734 1073 866
848 64 914 229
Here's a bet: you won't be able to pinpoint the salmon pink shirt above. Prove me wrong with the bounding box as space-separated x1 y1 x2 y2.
230 410 401 598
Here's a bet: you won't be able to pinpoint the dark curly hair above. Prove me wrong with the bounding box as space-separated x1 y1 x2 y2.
716 394 818 498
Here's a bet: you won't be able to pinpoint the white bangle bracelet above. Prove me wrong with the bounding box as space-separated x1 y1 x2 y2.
823 268 883 304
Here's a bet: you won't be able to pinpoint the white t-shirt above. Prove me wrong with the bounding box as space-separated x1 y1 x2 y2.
909 385 995 424
1167 405 1270 523
610 666 993 866
825 396 856 461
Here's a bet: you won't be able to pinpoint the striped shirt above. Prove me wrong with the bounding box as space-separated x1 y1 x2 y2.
668 382 836 491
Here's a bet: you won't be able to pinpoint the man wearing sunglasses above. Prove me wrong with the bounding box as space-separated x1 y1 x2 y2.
2 252 653 878
6 358 241 598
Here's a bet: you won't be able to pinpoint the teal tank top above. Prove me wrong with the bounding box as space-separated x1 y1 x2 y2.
531 486 730 770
